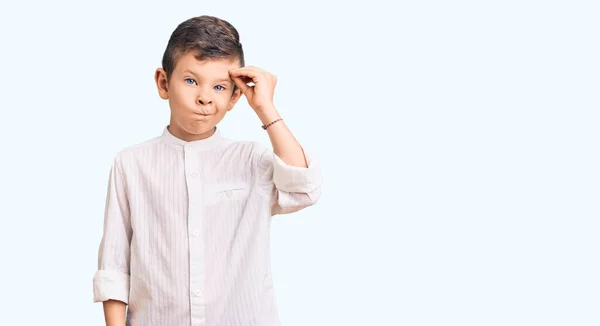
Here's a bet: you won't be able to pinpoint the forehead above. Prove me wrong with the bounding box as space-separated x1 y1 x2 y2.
174 51 240 79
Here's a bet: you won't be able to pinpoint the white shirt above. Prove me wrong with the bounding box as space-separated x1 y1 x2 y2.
93 126 321 326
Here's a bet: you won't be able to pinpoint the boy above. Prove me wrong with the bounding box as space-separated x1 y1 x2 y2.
92 15 321 326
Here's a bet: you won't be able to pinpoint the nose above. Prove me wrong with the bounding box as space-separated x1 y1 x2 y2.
196 90 213 106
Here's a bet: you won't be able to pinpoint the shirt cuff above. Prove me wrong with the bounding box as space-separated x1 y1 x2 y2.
273 148 321 193
93 269 130 304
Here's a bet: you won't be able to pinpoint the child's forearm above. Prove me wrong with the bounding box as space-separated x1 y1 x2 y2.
257 106 308 168
103 299 126 326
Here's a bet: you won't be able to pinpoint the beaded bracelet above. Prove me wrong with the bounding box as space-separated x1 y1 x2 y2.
261 118 283 130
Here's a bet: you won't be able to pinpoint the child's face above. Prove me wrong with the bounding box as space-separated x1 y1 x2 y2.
155 51 243 141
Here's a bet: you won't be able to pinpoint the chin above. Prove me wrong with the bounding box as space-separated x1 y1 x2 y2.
182 122 216 135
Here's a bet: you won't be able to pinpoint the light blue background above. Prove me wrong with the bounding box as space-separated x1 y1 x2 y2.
0 0 598 325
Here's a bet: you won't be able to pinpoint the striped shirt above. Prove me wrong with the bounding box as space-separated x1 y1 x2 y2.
92 126 321 326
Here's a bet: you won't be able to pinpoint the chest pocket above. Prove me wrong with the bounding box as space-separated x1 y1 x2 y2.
203 183 251 206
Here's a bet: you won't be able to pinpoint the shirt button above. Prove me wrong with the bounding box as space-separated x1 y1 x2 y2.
192 230 199 236
194 290 201 296
189 172 198 178
187 145 193 150
225 190 233 198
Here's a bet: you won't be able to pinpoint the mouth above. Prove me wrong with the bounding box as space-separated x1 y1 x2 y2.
194 111 213 117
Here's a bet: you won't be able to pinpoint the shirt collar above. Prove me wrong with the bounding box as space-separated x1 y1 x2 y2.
160 125 225 151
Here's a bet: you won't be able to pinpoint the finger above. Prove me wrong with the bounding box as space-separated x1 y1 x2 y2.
229 67 263 82
238 76 253 84
234 75 254 87
231 75 251 95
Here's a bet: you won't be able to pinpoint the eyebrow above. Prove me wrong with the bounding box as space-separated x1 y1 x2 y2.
182 70 233 84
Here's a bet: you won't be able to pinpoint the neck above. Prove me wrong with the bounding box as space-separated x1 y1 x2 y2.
167 123 216 142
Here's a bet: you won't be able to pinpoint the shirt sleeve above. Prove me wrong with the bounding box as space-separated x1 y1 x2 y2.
93 154 132 304
254 143 322 216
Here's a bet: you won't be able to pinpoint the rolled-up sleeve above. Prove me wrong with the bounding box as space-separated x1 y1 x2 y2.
93 154 132 304
254 143 322 215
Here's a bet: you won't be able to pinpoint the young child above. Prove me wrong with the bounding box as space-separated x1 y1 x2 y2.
92 15 321 326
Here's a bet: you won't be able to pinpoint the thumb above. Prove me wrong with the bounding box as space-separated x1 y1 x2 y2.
231 75 251 95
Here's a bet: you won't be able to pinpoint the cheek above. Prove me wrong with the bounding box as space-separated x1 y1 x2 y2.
169 88 193 109
215 96 233 110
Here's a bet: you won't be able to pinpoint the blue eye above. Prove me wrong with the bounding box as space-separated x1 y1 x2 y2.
214 85 225 91
185 78 197 85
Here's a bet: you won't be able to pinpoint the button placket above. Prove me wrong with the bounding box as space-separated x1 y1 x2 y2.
184 147 206 322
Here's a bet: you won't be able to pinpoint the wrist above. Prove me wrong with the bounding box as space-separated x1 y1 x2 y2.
256 105 280 126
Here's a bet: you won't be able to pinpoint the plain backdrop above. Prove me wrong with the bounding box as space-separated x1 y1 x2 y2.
0 1 598 325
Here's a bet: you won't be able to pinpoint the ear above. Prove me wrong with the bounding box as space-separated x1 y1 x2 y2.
227 88 243 111
154 68 169 100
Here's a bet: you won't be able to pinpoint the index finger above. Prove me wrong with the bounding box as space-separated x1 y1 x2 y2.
229 66 262 79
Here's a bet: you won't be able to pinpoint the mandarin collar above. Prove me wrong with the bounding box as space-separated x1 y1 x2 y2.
160 125 224 151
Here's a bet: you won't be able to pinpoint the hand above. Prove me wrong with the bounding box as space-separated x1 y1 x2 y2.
229 66 277 113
